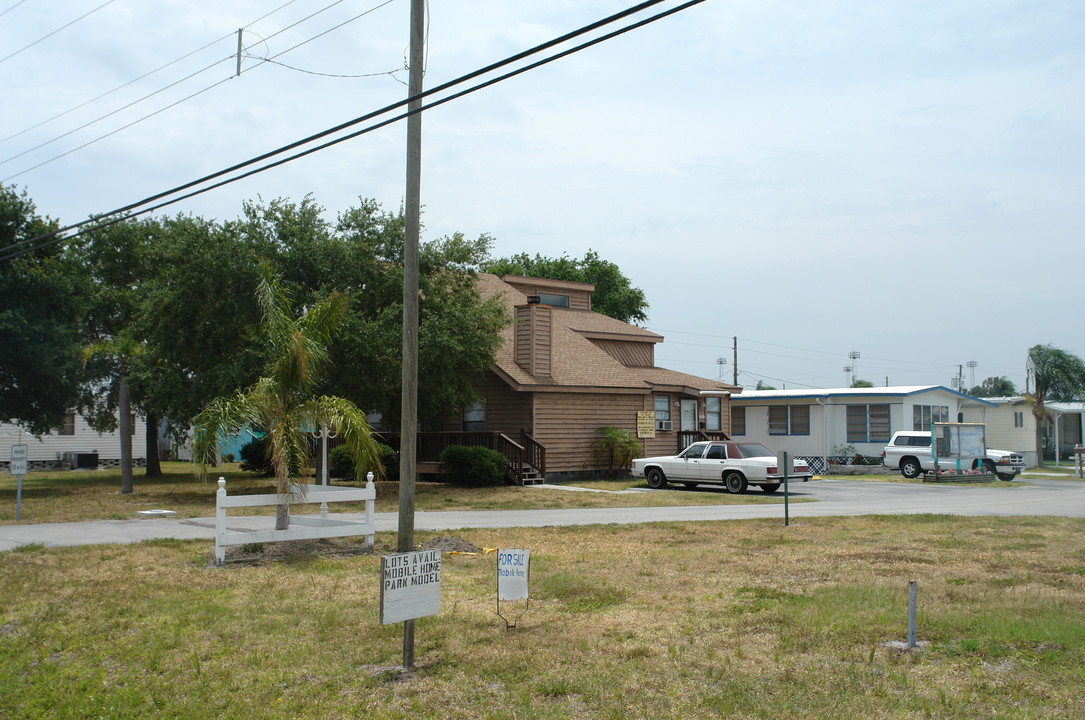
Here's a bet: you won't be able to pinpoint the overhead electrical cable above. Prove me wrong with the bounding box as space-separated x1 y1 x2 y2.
2 0 399 179
0 0 117 64
0 0 30 20
0 0 302 147
0 0 703 263
0 54 236 168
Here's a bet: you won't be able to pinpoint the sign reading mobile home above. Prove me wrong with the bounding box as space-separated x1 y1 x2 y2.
379 549 442 625
497 548 530 601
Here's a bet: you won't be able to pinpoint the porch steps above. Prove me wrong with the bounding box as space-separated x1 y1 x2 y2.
516 464 545 486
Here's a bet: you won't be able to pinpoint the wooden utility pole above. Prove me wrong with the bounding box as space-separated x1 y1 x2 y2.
398 0 425 672
732 336 738 386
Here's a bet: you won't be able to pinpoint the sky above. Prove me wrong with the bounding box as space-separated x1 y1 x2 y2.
2 0 1082 392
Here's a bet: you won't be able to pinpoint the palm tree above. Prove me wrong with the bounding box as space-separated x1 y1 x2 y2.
1027 344 1085 467
193 270 383 529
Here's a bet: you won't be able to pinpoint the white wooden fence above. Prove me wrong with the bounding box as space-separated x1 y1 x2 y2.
214 474 376 565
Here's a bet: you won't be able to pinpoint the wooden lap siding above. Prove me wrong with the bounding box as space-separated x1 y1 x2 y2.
532 392 648 473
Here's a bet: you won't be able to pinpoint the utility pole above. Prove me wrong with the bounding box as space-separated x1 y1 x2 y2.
398 0 425 672
732 337 738 386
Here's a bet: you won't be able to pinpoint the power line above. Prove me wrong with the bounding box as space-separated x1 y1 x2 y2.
2 0 695 263
0 0 117 64
0 0 30 20
0 0 303 148
1 0 400 181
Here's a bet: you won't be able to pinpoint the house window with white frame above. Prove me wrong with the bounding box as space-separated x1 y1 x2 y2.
463 401 486 432
768 405 810 436
59 412 75 436
847 404 891 443
654 395 670 422
913 405 949 431
706 397 721 431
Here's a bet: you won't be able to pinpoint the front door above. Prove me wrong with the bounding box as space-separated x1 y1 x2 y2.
680 399 698 432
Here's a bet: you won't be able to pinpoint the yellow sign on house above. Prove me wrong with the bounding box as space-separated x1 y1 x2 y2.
637 411 656 439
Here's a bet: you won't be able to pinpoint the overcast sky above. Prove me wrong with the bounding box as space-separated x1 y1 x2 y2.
2 0 1082 392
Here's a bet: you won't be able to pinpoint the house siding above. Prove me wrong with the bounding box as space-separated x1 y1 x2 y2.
588 338 654 367
0 414 148 472
532 392 647 473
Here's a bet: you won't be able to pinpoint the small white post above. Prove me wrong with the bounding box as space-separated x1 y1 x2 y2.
907 580 918 648
364 471 375 551
215 477 227 565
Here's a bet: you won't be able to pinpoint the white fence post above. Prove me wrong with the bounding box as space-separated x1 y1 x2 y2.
215 477 227 565
365 471 375 551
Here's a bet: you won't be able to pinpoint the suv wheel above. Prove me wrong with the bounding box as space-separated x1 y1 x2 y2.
900 457 922 479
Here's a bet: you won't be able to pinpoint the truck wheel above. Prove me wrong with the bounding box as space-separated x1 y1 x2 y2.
724 471 748 494
646 468 667 489
761 483 780 494
900 457 922 479
997 473 1014 482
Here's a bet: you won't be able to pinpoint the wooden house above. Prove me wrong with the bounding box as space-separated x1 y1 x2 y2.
430 274 739 480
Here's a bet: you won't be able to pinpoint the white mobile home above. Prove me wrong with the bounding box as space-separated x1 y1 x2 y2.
730 386 996 473
0 412 147 473
960 396 1037 466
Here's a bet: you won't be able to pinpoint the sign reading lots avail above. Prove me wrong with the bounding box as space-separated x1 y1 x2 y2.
379 550 442 625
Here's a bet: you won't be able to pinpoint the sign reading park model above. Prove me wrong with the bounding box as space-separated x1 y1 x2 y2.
379 549 442 625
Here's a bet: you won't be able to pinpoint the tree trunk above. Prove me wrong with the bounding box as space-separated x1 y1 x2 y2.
145 410 162 477
119 376 134 494
275 502 290 530
1033 403 1046 468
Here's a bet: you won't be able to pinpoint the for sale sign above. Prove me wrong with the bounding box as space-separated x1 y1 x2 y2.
497 548 530 601
379 550 441 625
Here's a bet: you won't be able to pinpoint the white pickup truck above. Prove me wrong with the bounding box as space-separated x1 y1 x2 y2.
882 429 1025 481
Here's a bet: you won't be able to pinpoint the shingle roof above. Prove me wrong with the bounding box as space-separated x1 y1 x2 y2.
478 273 738 395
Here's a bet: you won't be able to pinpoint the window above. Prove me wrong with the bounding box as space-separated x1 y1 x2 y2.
654 395 670 422
731 407 746 435
680 443 707 459
912 405 949 431
59 412 75 436
847 404 891 443
537 293 569 308
705 444 724 459
1014 411 1024 428
768 405 809 435
463 402 485 432
706 397 721 431
129 413 136 436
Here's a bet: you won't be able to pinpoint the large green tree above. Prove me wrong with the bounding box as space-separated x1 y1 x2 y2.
968 376 1017 398
193 270 382 530
1027 344 1085 466
0 185 86 434
482 250 649 324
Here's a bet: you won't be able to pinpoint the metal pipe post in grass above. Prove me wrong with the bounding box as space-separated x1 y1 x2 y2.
908 581 918 648
398 0 425 672
783 451 790 527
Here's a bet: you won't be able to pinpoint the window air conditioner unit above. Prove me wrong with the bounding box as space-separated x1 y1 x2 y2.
656 420 673 431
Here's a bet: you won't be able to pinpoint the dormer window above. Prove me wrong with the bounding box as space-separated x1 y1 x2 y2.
537 293 569 308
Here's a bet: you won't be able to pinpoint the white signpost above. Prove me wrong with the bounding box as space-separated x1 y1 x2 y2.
11 444 27 521
379 549 442 625
497 548 531 628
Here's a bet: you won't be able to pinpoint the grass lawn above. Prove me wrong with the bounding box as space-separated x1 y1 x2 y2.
2 515 1083 718
0 462 789 525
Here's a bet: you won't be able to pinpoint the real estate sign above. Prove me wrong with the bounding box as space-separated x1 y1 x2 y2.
379 550 442 625
636 411 656 439
497 548 530 601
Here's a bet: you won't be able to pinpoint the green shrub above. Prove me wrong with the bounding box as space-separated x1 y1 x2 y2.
438 445 508 486
329 443 396 481
593 426 642 475
239 435 273 475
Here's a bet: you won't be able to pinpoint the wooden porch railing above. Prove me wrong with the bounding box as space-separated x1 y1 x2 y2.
380 430 545 485
676 430 731 452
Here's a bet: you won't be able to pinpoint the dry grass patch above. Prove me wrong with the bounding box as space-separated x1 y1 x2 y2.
2 515 1085 718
